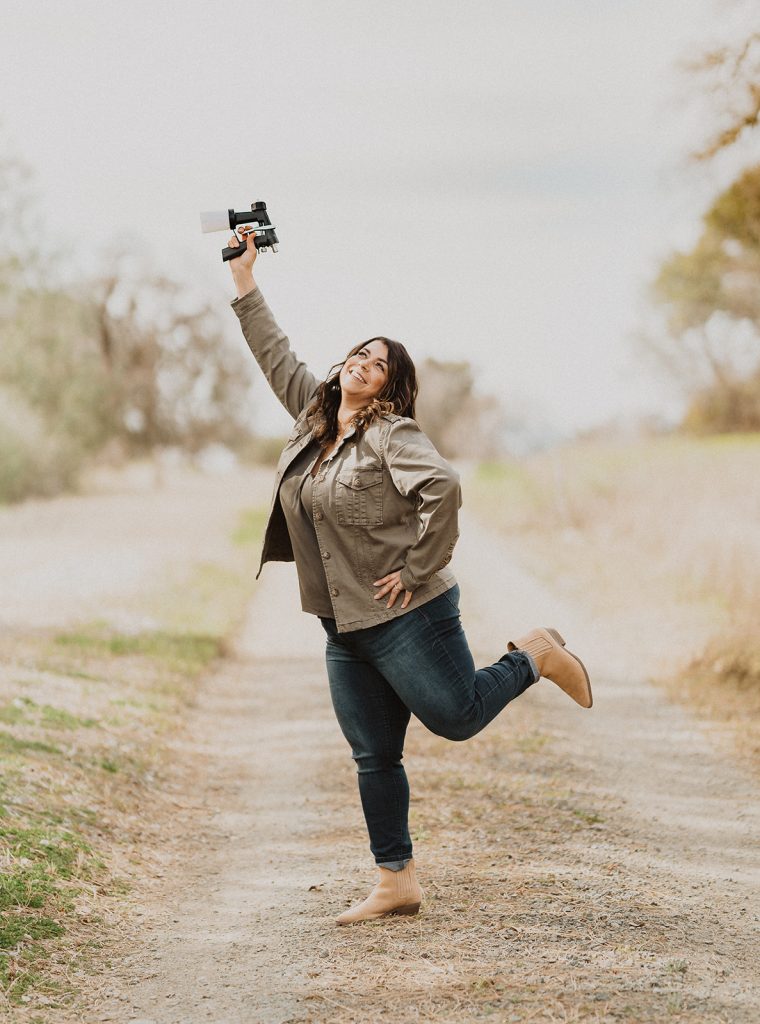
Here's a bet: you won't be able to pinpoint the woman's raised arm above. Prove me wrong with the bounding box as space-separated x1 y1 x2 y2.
228 231 320 419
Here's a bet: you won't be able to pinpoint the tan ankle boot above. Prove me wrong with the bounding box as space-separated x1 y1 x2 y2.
335 860 422 926
508 627 593 708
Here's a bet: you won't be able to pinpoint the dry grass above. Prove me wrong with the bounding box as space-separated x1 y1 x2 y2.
473 432 760 613
661 628 760 765
469 432 760 773
0 504 266 1019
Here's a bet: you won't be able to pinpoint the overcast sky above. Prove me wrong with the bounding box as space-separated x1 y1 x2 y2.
2 1 756 441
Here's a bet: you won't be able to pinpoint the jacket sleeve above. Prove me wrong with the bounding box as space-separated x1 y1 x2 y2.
382 418 462 591
231 286 321 419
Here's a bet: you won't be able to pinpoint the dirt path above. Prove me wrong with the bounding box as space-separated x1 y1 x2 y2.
89 501 760 1023
0 460 272 631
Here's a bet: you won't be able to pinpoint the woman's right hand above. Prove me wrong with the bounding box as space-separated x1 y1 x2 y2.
228 229 258 275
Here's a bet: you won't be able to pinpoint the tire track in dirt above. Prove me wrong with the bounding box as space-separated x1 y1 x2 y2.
91 510 760 1024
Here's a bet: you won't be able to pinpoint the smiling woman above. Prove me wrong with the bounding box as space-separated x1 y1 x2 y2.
223 228 593 927
343 341 389 392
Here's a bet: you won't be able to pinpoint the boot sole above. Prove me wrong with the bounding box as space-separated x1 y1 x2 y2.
336 901 421 926
546 628 593 709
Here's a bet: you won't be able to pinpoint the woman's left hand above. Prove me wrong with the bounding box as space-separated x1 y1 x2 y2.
373 570 414 609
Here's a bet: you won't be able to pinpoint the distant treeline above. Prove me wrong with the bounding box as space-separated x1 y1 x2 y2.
640 28 760 434
0 263 259 502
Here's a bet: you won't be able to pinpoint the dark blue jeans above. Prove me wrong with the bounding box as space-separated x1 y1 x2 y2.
318 583 538 866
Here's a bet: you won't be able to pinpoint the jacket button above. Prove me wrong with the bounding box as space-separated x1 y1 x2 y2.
314 511 323 521
321 550 330 559
330 586 339 597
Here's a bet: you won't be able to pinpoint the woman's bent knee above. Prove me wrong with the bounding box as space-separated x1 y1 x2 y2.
426 718 479 742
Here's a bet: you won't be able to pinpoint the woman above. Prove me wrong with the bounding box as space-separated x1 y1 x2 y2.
227 230 593 926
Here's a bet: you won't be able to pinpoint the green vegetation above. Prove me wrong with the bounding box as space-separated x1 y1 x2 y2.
0 820 102 1004
53 625 223 672
233 505 269 546
0 697 97 730
0 733 61 757
1 823 98 890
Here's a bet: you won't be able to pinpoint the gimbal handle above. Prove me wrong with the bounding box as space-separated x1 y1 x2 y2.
222 232 274 262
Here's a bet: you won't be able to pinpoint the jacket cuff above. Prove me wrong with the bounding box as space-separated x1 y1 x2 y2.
230 286 264 316
399 566 418 591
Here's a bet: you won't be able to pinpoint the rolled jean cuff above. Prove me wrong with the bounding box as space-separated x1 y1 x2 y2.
377 858 412 872
523 651 541 683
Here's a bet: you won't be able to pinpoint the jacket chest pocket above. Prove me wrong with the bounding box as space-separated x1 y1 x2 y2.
335 468 384 527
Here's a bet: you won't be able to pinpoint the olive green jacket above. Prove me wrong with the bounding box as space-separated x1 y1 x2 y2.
231 285 461 633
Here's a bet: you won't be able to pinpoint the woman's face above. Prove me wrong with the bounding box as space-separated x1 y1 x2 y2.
339 339 389 402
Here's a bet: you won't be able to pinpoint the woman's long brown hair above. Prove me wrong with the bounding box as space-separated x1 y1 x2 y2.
305 337 418 448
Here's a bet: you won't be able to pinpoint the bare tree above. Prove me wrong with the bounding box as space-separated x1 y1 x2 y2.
684 28 760 160
81 258 256 452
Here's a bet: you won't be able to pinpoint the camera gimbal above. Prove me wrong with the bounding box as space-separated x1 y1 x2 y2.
200 201 279 262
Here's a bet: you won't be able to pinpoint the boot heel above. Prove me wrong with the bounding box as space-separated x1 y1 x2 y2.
392 902 421 917
547 627 566 646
